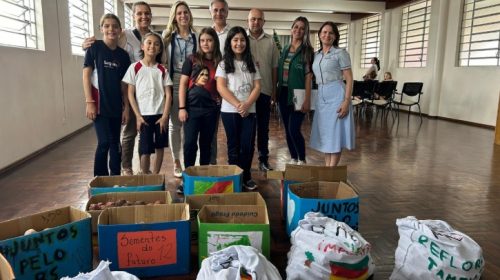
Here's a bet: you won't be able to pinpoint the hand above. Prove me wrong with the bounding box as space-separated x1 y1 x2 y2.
136 116 147 131
300 98 311 113
237 102 250 117
271 91 277 105
337 100 350 118
122 107 129 125
82 36 96 50
178 109 188 123
86 103 97 120
156 116 169 133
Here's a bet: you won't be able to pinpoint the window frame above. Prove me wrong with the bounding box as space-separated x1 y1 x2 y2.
360 14 382 69
104 0 116 15
459 0 500 67
124 3 132 29
398 0 432 68
68 0 92 56
0 0 43 50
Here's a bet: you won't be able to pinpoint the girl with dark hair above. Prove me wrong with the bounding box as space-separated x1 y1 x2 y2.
310 21 355 166
277 16 314 165
176 28 222 193
216 26 262 190
364 57 380 80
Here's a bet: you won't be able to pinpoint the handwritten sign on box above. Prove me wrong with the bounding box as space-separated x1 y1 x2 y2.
117 230 177 269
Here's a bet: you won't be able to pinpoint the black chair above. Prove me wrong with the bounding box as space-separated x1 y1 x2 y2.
392 82 424 122
364 80 398 119
351 80 365 116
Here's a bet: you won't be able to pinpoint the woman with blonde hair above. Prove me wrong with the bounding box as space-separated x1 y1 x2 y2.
162 1 197 178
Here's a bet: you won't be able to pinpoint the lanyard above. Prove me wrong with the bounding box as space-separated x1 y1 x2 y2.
175 36 189 63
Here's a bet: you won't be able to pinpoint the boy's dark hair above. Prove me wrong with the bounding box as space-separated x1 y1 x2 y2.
139 33 164 64
222 26 256 74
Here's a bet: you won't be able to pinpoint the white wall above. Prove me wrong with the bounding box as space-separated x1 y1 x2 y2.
348 0 500 125
0 0 124 170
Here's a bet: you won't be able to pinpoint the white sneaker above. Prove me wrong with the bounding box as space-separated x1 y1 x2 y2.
297 160 307 166
288 159 298 165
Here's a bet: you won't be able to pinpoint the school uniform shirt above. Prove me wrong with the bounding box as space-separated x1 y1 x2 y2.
214 24 230 55
215 60 261 113
83 40 131 118
122 61 173 116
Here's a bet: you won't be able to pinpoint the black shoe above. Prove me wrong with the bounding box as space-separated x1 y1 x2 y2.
258 161 273 171
244 180 258 191
176 185 184 194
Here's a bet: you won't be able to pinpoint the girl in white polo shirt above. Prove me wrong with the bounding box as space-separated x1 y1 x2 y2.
123 33 173 174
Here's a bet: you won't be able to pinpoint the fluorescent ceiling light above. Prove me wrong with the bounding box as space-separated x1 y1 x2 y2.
300 9 335 14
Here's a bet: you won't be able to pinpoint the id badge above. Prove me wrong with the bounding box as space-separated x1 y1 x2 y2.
177 61 184 69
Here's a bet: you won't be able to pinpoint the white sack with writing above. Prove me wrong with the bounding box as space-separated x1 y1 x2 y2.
390 216 484 280
61 261 139 280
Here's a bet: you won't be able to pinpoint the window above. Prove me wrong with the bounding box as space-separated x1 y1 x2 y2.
399 0 431 68
124 3 132 29
459 0 500 66
68 0 91 56
104 0 115 14
338 24 349 49
0 0 40 49
361 14 381 68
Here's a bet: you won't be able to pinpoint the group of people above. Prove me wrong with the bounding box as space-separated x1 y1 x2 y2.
82 0 356 192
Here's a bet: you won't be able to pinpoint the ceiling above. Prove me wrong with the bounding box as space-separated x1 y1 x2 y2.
122 0 415 35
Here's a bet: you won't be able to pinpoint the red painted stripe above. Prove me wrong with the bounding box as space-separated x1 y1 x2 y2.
157 64 166 79
134 61 143 75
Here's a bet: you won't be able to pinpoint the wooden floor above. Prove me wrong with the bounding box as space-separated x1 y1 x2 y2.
1 110 500 279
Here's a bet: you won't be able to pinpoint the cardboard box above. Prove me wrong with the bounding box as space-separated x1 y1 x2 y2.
88 174 165 197
267 165 349 219
98 204 190 277
185 193 267 240
0 253 14 280
86 191 172 233
287 181 359 235
183 165 243 195
197 205 270 264
0 207 92 280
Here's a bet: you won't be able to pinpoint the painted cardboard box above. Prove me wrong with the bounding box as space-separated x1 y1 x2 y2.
183 165 243 195
86 191 172 233
0 253 15 280
267 165 349 219
88 174 165 197
97 204 190 277
287 181 359 235
197 205 270 264
0 207 92 280
185 192 266 240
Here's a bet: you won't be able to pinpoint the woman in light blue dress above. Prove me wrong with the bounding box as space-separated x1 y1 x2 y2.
310 21 355 166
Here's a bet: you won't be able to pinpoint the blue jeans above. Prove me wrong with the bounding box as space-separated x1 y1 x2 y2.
221 112 256 182
279 87 306 161
93 115 122 176
255 93 271 163
183 108 218 168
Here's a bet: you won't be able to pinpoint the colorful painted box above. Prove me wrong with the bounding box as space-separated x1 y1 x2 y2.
183 165 243 195
287 181 359 235
88 174 165 197
97 204 190 277
267 165 349 219
86 191 172 233
197 205 270 264
0 207 92 280
185 192 267 240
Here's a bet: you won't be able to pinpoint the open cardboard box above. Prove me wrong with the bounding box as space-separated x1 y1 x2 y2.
97 204 190 277
197 205 270 264
287 181 359 234
185 192 266 240
267 165 351 218
183 165 243 195
88 174 165 197
0 206 92 280
86 191 172 233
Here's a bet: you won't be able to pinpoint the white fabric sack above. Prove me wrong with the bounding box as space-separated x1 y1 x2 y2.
390 216 484 280
286 212 375 280
197 245 281 280
61 261 139 280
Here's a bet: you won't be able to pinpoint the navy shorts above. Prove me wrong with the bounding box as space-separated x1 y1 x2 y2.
139 115 169 155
